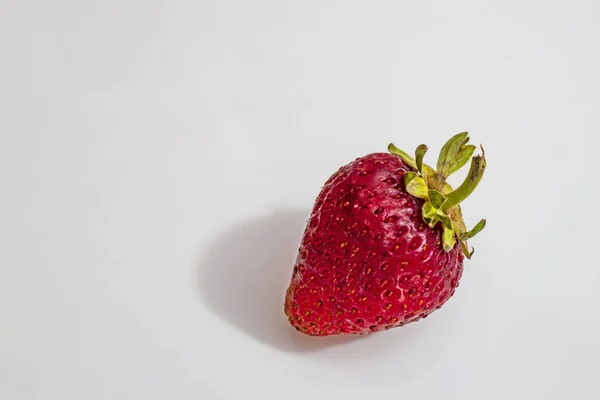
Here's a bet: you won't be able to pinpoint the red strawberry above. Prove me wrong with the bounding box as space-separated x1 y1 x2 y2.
284 133 486 336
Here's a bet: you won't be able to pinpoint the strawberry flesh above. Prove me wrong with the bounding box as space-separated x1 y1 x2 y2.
284 153 463 336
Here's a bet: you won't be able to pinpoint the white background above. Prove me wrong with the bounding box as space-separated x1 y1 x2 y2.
1 1 599 399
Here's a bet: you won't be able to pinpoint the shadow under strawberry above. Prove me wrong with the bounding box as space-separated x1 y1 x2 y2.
198 209 363 352
198 209 456 381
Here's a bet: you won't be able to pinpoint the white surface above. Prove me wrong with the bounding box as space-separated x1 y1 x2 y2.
1 1 599 399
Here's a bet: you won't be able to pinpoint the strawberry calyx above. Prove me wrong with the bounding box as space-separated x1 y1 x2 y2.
388 132 486 259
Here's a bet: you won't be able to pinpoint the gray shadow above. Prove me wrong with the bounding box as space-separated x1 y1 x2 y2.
197 208 451 380
197 209 361 352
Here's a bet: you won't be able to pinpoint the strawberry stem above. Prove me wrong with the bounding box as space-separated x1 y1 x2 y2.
388 133 487 258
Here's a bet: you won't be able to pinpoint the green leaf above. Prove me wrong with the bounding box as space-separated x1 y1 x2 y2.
442 227 456 251
451 217 467 238
403 171 418 186
405 176 429 200
415 144 428 175
428 189 445 209
443 149 487 211
421 164 436 181
461 242 474 259
422 201 436 218
388 143 416 168
422 202 437 227
436 132 476 178
437 213 453 230
459 219 486 240
452 144 476 176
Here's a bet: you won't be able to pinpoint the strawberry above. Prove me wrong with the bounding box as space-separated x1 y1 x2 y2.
284 133 486 336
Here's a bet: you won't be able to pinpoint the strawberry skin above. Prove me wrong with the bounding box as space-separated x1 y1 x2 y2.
284 134 486 336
